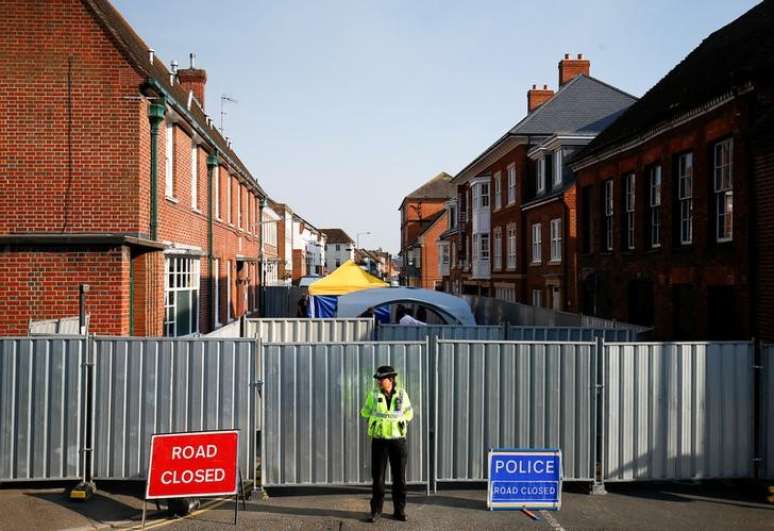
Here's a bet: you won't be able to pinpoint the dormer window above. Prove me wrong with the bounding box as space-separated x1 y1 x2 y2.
537 158 546 193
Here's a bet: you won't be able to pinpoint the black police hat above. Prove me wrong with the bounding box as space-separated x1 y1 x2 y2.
373 365 397 379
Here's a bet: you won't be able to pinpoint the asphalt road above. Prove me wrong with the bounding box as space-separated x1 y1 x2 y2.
0 481 771 530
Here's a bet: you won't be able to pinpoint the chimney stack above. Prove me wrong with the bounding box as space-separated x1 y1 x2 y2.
177 52 207 109
527 83 554 113
558 53 590 86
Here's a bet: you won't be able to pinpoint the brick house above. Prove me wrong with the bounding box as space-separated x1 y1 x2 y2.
570 1 774 340
291 215 326 282
445 55 635 311
399 172 454 286
0 0 269 335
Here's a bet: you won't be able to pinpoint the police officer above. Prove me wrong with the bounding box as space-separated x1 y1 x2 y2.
360 365 413 522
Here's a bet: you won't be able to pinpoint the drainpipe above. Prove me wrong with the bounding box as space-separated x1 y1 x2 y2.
148 100 166 240
207 151 219 330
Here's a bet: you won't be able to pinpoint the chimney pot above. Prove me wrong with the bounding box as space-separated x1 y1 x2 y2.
532 84 537 89
577 53 583 59
189 52 196 69
564 53 570 59
543 84 548 89
148 48 155 64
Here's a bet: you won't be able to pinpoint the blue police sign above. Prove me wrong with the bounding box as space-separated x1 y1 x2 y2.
487 449 562 510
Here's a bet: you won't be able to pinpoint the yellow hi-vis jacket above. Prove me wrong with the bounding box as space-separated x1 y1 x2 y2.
360 387 414 439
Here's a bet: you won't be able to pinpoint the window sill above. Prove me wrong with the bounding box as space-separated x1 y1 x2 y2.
530 261 542 267
548 259 561 265
192 207 202 214
165 195 179 204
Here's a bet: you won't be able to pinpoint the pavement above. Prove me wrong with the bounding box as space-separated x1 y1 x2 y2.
0 481 771 531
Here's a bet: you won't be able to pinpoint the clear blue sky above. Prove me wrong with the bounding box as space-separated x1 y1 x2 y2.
113 0 759 254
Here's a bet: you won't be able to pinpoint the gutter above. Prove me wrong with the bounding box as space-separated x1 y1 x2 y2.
146 77 267 199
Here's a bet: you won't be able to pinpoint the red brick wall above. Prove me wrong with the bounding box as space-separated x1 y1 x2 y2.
0 0 145 235
0 245 130 335
575 101 751 339
400 199 446 251
419 213 448 289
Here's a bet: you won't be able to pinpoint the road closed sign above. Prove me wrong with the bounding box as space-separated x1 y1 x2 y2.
146 430 240 499
487 449 562 510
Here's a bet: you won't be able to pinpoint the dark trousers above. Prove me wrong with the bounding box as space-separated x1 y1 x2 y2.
370 438 407 515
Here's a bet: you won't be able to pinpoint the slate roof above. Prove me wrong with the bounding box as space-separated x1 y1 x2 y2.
576 0 774 161
320 228 354 244
82 0 266 196
509 75 637 136
402 172 455 205
453 75 636 182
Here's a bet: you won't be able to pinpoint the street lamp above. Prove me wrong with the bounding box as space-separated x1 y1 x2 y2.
356 231 371 250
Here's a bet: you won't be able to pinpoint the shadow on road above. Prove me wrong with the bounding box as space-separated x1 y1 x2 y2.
604 480 774 511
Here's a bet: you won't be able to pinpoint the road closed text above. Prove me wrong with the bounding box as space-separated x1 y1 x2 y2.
146 431 240 499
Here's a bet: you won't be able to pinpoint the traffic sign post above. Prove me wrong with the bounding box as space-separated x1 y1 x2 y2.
487 449 562 511
142 430 243 527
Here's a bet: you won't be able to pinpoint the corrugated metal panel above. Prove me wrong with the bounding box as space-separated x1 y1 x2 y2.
377 325 504 343
0 337 85 481
262 342 427 487
92 337 257 481
435 340 595 483
763 344 774 479
508 327 640 342
246 318 375 343
604 342 754 481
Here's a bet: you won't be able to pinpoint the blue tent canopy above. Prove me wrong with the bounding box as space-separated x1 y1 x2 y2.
335 287 476 325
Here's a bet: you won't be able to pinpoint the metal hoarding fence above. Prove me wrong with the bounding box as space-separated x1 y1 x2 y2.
261 341 428 488
507 326 642 342
603 342 755 481
91 337 258 483
434 340 597 488
246 318 376 343
0 336 86 481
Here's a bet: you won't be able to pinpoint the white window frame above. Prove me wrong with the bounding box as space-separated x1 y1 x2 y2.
449 205 457 229
507 223 517 270
649 166 661 248
494 171 502 210
678 152 693 245
604 179 614 251
553 149 563 188
493 228 502 270
213 166 221 219
625 173 635 250
227 174 233 225
531 223 542 264
480 233 489 260
532 289 542 308
164 256 200 337
480 182 490 208
507 163 516 205
237 184 242 229
550 218 562 262
165 123 175 198
537 158 546 193
714 139 733 242
190 141 198 210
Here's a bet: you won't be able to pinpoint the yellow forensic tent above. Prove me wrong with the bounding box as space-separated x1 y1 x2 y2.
308 260 388 296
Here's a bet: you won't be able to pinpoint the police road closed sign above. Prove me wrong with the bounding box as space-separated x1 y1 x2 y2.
146 430 239 499
487 449 562 510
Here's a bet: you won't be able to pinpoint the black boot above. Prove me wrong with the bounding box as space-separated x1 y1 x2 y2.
393 512 407 522
367 512 381 523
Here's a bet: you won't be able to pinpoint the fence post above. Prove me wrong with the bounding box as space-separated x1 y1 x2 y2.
69 333 96 500
752 337 762 480
433 339 439 495
425 336 431 496
591 336 606 495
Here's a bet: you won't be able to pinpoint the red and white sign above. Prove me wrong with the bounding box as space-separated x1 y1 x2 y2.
145 430 239 499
